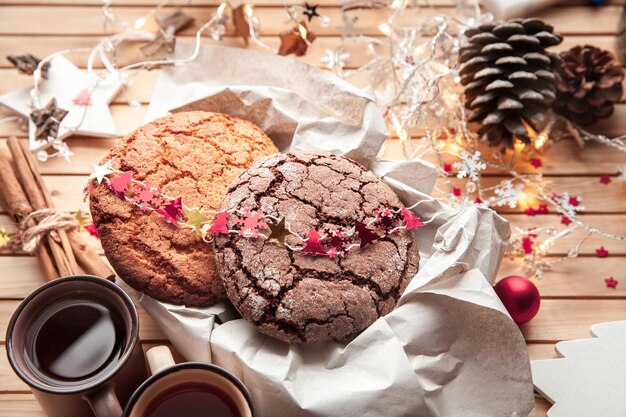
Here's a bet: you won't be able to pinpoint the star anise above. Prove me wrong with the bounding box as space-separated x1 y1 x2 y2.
6 53 50 79
30 99 68 141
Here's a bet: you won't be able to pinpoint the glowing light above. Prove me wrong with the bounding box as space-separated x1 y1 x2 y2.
134 16 147 29
379 23 391 36
217 2 228 17
448 142 461 153
534 133 548 150
298 24 308 40
514 140 525 153
244 4 254 18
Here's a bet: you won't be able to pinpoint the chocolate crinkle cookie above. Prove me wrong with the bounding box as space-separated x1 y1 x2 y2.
214 151 420 343
90 111 278 306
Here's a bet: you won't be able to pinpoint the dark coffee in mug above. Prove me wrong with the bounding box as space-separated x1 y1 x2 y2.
142 382 241 417
24 297 126 386
7 275 149 417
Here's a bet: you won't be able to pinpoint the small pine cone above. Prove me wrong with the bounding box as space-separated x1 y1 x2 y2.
459 18 563 149
553 45 624 125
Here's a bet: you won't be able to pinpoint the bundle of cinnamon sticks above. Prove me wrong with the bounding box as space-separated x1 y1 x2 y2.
0 136 114 281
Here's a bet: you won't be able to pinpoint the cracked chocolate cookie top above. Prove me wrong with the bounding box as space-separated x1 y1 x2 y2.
214 151 419 343
89 111 278 306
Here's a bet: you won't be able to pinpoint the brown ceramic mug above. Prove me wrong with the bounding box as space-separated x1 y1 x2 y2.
123 346 254 417
6 275 149 417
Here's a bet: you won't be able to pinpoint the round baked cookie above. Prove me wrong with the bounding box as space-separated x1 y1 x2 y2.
214 151 420 343
90 111 278 306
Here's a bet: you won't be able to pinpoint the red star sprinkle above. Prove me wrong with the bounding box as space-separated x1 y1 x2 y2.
599 175 612 185
110 171 133 195
354 220 380 249
302 228 327 256
524 207 536 216
452 187 461 196
155 197 182 226
596 246 609 258
207 211 230 235
84 223 100 239
474 197 483 204
605 277 618 288
561 216 572 225
536 204 549 214
72 88 92 106
522 236 534 254
529 158 542 168
568 196 581 207
443 163 452 173
401 207 425 230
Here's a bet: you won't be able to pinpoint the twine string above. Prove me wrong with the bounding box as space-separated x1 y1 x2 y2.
19 209 79 253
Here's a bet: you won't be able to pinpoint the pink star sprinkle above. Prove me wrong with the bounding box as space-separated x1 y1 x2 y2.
72 88 92 106
522 236 534 254
84 223 99 239
536 204 549 214
443 163 452 173
529 158 542 168
524 207 536 216
605 277 618 289
599 175 612 185
561 216 572 225
155 197 182 226
452 187 461 196
596 246 609 258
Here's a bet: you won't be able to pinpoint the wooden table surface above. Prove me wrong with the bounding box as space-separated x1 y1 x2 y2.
1 1 626 415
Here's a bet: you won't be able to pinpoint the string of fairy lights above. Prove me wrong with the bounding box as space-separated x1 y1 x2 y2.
0 0 625 279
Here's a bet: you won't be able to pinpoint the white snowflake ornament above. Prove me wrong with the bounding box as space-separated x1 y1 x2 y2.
493 180 525 208
532 321 626 417
453 150 486 181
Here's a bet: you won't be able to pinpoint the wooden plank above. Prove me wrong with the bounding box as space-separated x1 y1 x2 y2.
499 258 626 298
0 5 622 36
520 299 626 342
1 252 624 299
0 33 620 72
0 174 623 215
2 135 625 177
4 212 625 256
506 214 626 256
0 300 166 342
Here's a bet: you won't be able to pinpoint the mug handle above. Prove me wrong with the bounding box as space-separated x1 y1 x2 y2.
86 386 123 417
146 345 176 375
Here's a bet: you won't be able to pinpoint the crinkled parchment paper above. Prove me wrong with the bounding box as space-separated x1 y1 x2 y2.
134 44 534 417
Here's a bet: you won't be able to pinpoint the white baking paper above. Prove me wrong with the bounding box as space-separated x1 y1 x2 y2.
135 44 535 417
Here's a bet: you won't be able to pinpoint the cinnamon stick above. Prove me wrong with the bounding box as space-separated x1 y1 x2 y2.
10 137 115 281
7 137 75 277
0 150 58 280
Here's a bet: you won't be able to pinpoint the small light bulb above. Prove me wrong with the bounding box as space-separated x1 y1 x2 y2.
379 23 391 36
217 2 228 17
298 24 308 39
449 143 461 153
134 16 147 29
244 4 254 18
534 133 548 150
514 140 525 153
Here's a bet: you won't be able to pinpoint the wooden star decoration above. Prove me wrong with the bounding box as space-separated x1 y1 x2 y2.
302 3 321 22
232 5 251 45
267 217 292 246
181 208 211 234
278 21 317 57
7 53 50 79
0 55 121 152
29 98 69 141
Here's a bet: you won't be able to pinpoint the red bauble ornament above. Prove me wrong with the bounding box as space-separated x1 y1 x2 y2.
494 275 540 324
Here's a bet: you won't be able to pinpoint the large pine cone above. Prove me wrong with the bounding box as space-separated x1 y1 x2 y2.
459 19 562 149
553 45 624 125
